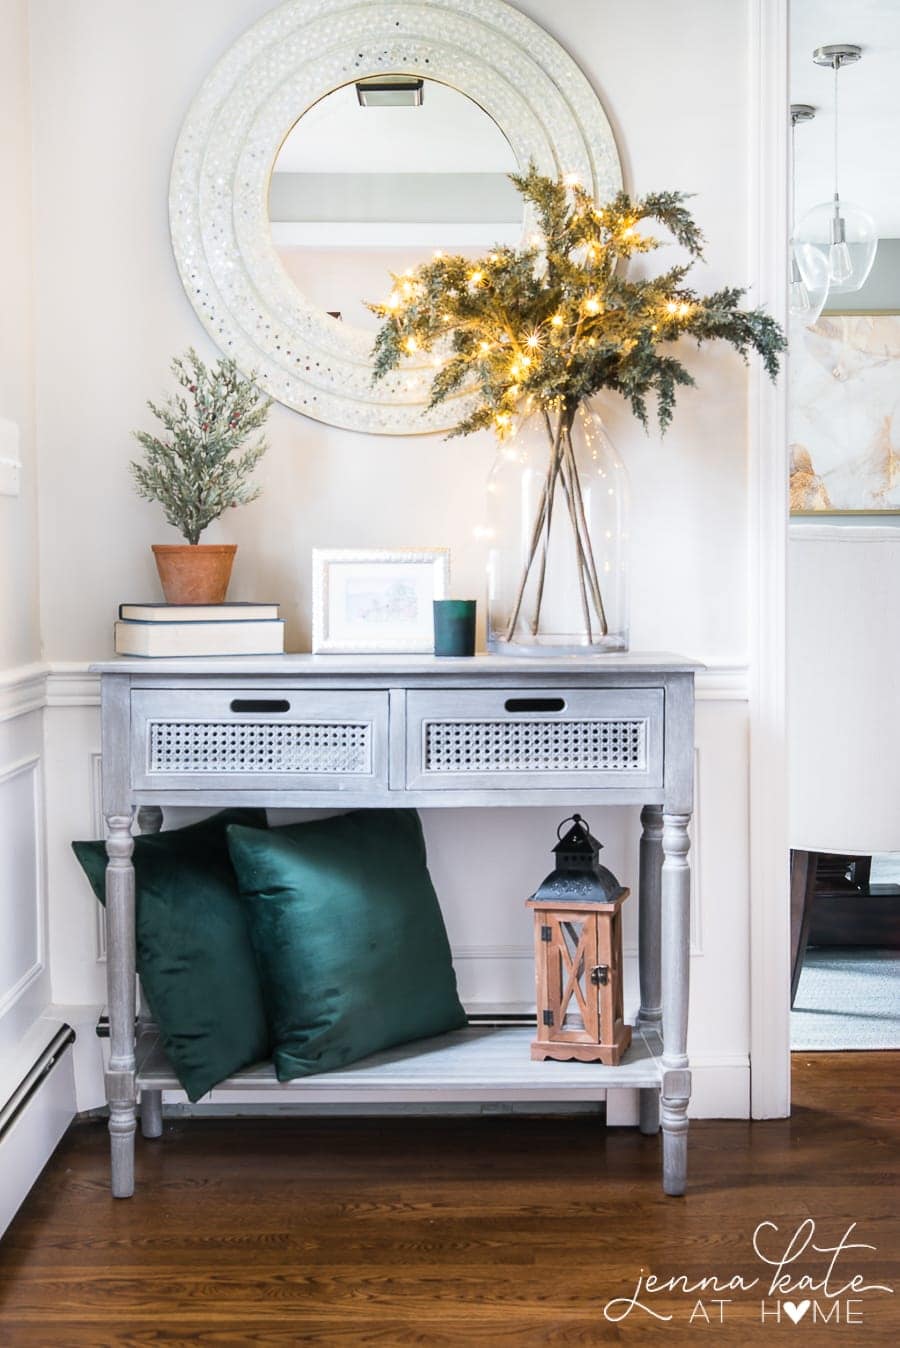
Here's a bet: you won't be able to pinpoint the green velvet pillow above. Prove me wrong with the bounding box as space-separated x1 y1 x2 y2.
226 810 467 1080
72 809 271 1102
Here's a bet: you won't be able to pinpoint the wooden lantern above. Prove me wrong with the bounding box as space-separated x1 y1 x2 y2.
526 814 632 1066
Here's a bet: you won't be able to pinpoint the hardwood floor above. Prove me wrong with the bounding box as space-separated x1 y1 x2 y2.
0 1054 896 1345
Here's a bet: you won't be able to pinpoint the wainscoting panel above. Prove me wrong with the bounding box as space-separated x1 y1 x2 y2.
0 692 50 1065
0 757 43 1017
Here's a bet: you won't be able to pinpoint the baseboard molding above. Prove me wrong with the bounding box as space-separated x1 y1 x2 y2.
606 1055 750 1123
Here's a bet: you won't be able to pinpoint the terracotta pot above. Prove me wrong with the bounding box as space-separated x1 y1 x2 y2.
151 544 237 604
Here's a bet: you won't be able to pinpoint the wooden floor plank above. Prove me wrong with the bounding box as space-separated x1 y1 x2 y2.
0 1054 897 1344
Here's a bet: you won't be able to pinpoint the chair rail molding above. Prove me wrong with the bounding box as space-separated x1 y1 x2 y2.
0 664 47 723
35 660 754 706
789 523 900 542
748 0 790 1120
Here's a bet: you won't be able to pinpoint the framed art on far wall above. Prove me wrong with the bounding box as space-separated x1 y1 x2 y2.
312 548 450 653
790 312 900 514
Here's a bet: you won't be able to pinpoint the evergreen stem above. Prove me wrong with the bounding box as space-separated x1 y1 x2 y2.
563 424 608 636
504 412 566 641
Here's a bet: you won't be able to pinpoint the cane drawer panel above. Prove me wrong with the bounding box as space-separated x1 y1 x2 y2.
130 689 388 790
405 688 663 790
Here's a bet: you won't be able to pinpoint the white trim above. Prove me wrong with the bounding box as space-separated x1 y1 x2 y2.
606 1053 750 1123
747 0 790 1120
789 523 900 542
695 665 749 701
0 665 46 723
0 663 46 691
2 661 752 709
45 663 101 707
0 756 45 1019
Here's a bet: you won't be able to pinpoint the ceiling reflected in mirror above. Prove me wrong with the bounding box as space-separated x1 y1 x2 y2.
268 79 521 331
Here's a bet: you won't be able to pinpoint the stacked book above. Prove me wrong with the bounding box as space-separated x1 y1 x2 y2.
114 603 285 657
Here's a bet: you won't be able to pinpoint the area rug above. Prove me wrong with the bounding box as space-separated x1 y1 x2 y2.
791 948 900 1051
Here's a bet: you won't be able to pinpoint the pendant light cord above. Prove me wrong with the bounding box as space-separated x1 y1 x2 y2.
833 57 840 205
791 118 798 234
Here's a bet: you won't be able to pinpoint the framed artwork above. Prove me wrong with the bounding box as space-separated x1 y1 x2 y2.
312 548 450 653
790 312 900 515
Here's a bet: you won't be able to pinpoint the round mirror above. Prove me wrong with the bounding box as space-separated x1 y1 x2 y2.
170 0 623 434
269 80 521 333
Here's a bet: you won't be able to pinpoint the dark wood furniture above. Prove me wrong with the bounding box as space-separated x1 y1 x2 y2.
790 850 900 1004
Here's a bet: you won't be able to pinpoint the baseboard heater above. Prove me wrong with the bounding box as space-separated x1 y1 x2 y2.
0 1026 76 1141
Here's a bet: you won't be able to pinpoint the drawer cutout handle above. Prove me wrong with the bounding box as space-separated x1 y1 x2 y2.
504 697 566 714
229 698 291 714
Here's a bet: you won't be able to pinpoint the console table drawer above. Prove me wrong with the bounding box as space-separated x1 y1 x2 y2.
405 688 663 790
130 689 388 790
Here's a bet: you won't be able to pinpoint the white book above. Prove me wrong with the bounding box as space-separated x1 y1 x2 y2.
114 619 285 657
118 602 279 623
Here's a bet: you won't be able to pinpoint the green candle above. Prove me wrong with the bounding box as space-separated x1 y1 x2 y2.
433 600 476 657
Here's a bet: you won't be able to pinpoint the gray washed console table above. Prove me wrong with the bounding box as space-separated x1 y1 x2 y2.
93 653 697 1197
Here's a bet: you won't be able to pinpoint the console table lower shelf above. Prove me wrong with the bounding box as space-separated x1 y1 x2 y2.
134 1024 689 1191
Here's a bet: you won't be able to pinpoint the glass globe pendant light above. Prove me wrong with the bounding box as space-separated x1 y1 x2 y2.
789 104 829 326
796 44 878 295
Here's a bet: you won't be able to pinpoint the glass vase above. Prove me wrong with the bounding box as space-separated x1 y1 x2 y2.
486 398 629 654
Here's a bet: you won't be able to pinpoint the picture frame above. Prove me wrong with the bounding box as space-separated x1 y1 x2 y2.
790 310 900 516
312 548 450 653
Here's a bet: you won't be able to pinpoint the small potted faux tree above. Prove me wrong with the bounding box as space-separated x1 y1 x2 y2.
131 349 271 604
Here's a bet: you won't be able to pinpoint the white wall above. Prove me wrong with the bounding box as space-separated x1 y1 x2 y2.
0 0 46 1053
30 0 761 1116
0 0 39 668
32 0 752 665
789 528 900 854
0 7 73 1214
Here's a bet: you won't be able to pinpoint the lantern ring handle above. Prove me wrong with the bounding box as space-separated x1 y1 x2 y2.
557 813 585 839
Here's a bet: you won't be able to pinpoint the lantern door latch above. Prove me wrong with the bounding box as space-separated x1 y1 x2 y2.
542 1009 554 1026
540 925 553 942
590 964 609 986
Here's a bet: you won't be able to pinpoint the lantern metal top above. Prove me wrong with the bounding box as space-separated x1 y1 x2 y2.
527 813 628 907
553 813 600 859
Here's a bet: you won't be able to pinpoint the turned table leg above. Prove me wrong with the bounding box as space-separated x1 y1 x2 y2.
105 810 137 1198
638 804 663 1135
661 811 692 1196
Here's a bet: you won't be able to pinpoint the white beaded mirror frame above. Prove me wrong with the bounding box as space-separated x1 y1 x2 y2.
169 0 622 435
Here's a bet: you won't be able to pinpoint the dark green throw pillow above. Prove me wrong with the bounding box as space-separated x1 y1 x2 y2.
226 810 467 1080
72 809 270 1102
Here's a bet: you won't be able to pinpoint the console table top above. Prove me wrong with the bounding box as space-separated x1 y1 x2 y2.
91 651 703 676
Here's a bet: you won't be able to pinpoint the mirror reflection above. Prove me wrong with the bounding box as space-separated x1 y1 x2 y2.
268 78 521 331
